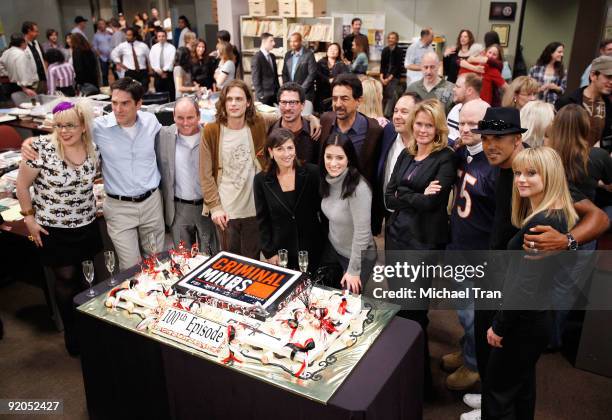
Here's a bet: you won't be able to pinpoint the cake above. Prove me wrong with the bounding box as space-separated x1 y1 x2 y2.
104 248 369 379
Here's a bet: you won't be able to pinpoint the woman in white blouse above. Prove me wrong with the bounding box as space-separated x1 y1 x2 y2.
214 41 236 91
16 101 102 356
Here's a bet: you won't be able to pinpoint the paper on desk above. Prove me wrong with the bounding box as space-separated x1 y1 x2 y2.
1 205 23 221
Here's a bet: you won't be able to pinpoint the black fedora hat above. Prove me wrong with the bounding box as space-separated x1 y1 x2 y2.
471 107 527 135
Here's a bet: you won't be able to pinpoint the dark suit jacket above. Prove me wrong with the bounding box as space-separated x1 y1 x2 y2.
320 111 384 234
253 163 323 271
251 50 279 104
385 147 457 246
282 47 317 101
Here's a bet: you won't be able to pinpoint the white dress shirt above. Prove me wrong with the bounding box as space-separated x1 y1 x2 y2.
163 18 173 40
0 46 38 86
149 41 176 72
384 133 407 211
110 41 150 71
174 132 202 201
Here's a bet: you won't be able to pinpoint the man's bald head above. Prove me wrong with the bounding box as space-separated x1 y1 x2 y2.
421 52 440 84
459 99 489 146
174 97 201 136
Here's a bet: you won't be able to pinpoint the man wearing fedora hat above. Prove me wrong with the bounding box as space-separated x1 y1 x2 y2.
556 55 612 151
466 106 610 420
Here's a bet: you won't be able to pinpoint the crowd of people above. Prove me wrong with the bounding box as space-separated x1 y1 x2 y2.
0 10 240 104
2 10 612 420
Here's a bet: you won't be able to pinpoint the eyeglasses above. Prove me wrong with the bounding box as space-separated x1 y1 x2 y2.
477 120 515 131
53 123 80 131
279 100 301 107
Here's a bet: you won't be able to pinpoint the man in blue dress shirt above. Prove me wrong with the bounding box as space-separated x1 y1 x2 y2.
21 78 165 270
96 77 165 270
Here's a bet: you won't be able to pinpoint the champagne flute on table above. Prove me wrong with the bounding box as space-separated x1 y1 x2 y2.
105 250 117 286
82 260 95 297
278 249 288 268
298 250 309 273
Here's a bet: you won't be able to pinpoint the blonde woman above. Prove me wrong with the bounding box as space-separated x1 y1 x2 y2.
501 75 540 109
358 76 388 126
485 146 577 419
16 101 101 356
520 100 555 147
384 98 457 396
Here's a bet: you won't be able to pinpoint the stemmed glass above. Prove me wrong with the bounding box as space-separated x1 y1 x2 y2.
82 260 95 297
105 250 117 286
298 251 309 273
278 249 288 268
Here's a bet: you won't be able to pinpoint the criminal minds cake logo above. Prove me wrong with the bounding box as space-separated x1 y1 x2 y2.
174 251 303 310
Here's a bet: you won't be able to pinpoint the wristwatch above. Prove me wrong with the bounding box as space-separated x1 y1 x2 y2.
566 233 578 251
19 208 35 217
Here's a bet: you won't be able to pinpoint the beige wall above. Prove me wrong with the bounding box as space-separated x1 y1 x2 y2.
0 0 63 41
520 0 579 70
326 0 525 65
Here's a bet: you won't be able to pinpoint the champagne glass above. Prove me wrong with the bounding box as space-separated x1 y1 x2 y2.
298 250 309 273
82 260 95 297
278 249 288 268
105 250 117 286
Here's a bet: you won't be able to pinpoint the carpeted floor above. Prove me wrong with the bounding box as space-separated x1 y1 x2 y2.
1 278 611 420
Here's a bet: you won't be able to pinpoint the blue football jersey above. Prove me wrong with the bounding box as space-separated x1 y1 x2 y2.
447 147 499 250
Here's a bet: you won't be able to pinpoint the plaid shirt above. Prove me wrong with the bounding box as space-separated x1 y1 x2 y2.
528 65 567 104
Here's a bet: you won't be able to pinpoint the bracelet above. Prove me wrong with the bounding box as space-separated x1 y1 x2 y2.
19 208 35 216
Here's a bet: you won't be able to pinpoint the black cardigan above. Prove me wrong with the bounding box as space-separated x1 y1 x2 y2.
253 163 324 271
385 147 457 247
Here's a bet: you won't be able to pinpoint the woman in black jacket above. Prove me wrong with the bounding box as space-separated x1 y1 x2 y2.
70 33 99 94
191 38 215 89
254 128 323 271
315 42 350 113
384 98 457 397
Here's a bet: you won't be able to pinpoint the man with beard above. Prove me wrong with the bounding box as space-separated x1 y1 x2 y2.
267 83 318 164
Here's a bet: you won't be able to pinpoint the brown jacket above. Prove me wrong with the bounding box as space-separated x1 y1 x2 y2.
199 114 269 215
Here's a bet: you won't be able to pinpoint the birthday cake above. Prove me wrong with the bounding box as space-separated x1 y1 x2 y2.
103 246 369 379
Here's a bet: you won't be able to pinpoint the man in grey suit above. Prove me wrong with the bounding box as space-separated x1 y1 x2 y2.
282 32 317 114
251 32 280 106
157 98 218 252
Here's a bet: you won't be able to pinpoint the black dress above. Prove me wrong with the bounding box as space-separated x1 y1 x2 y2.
253 163 324 272
484 210 567 419
315 58 350 113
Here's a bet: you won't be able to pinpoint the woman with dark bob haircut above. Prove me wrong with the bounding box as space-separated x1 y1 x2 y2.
253 128 323 271
318 133 375 293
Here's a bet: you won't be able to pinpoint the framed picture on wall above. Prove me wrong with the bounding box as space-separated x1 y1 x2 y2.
489 2 517 21
491 24 510 47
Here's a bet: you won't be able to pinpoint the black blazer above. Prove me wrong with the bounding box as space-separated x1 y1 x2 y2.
254 163 323 271
251 50 279 103
282 48 317 102
385 147 457 247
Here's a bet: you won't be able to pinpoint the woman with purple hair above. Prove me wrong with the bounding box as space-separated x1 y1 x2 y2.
16 101 102 356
